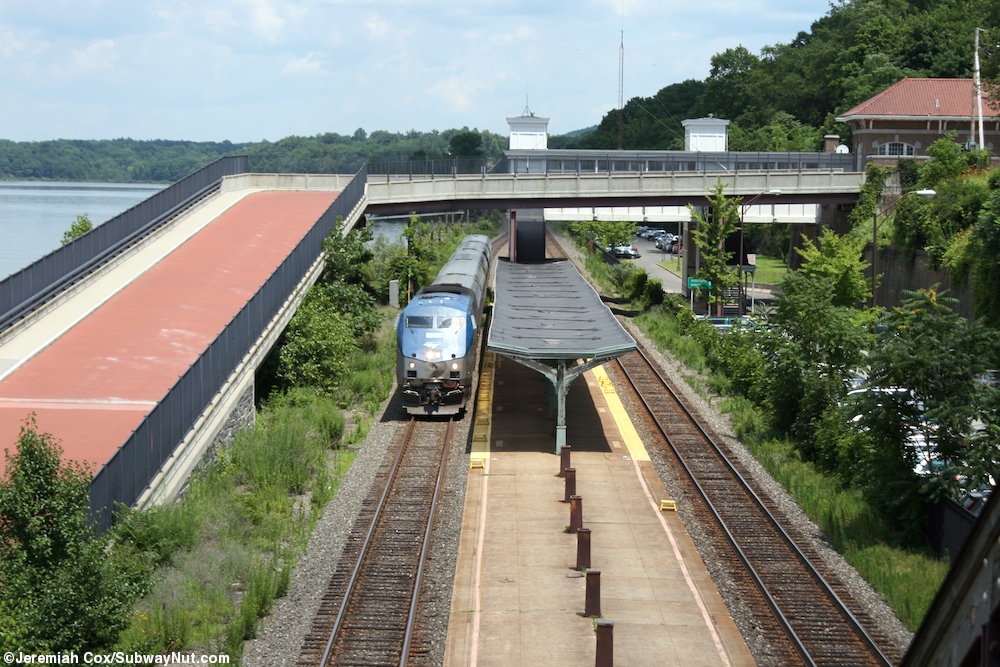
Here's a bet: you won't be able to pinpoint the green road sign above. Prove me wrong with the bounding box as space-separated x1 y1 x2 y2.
687 278 712 289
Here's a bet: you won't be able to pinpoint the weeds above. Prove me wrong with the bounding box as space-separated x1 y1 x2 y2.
112 310 398 660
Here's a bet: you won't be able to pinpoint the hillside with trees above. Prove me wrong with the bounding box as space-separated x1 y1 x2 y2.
0 128 508 183
573 0 1000 151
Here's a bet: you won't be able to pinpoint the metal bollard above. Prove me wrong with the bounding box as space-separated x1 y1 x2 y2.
569 495 583 533
584 568 602 617
557 444 572 477
563 467 577 503
595 619 614 667
576 527 591 571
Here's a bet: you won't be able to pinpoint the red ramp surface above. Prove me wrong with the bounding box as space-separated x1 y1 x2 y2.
0 190 338 477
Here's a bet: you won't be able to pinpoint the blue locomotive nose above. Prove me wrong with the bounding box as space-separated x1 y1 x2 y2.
396 234 491 416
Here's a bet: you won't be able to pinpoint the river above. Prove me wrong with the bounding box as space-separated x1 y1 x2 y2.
0 181 167 280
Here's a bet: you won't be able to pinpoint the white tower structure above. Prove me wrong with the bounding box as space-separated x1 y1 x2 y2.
507 106 550 150
682 117 730 152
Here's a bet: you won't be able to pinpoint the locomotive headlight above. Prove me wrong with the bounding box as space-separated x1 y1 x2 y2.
451 362 459 371
408 362 416 369
425 349 441 361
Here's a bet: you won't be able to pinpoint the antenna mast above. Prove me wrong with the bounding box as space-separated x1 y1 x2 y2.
617 1 624 150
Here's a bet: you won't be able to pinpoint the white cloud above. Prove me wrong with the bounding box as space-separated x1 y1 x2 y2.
0 0 839 141
426 75 486 111
282 52 324 75
487 25 538 48
72 38 116 71
0 25 30 59
365 12 389 40
245 0 285 43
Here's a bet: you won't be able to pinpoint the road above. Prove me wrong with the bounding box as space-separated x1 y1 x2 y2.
623 234 685 293
621 233 780 312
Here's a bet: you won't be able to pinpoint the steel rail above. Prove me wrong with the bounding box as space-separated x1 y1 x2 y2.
400 417 455 665
316 416 453 667
617 346 893 667
317 417 417 666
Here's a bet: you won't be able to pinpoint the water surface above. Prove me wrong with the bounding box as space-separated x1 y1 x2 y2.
0 181 165 280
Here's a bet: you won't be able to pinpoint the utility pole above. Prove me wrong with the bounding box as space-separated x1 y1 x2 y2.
975 27 986 151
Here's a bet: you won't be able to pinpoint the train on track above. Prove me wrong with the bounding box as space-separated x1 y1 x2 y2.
396 234 491 415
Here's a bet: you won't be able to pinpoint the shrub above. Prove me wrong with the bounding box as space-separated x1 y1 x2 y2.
641 278 665 309
276 296 359 395
0 416 152 651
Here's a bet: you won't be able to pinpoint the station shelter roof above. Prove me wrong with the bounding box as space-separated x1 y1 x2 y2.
487 259 636 361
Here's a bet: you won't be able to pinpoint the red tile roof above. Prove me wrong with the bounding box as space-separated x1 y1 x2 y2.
838 77 1000 119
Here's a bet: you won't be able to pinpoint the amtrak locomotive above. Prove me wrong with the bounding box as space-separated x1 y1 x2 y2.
396 234 491 415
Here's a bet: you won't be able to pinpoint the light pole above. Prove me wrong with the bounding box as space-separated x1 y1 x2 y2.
871 189 935 308
739 189 781 316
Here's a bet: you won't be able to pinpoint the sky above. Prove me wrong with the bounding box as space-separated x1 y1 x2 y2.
0 0 836 143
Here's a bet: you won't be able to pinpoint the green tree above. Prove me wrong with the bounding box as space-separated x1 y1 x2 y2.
837 53 911 109
274 220 383 394
448 129 484 157
763 266 871 459
276 294 360 395
320 217 375 289
688 181 740 315
972 175 1000 325
570 220 636 253
861 287 997 506
727 112 822 151
919 133 968 187
796 227 874 308
0 416 151 651
60 214 93 245
700 46 772 126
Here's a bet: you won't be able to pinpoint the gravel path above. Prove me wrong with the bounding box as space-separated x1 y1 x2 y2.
244 234 913 666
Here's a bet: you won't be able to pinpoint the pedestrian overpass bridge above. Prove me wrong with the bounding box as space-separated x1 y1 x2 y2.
0 157 865 527
356 168 863 219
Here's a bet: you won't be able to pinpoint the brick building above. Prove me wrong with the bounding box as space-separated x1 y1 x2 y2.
836 77 1000 171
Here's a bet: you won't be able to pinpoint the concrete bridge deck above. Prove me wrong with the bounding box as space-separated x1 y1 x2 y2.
0 187 338 493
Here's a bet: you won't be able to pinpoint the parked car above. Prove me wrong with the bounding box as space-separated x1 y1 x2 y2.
655 233 676 249
614 244 640 258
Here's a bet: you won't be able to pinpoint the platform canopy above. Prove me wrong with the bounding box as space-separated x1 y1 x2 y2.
488 259 636 360
487 258 636 453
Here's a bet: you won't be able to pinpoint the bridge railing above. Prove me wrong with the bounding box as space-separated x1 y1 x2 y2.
0 155 249 332
89 164 369 529
367 156 498 178
363 151 857 183
500 150 856 174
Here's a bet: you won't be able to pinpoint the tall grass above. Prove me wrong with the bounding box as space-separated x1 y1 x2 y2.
634 309 710 375
744 435 945 629
114 310 400 661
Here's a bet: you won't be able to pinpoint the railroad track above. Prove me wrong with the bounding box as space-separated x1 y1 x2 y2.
615 346 898 667
297 417 455 667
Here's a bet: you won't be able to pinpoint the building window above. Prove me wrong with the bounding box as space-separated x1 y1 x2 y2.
877 142 915 156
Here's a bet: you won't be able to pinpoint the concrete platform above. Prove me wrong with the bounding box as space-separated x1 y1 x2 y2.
445 355 754 666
